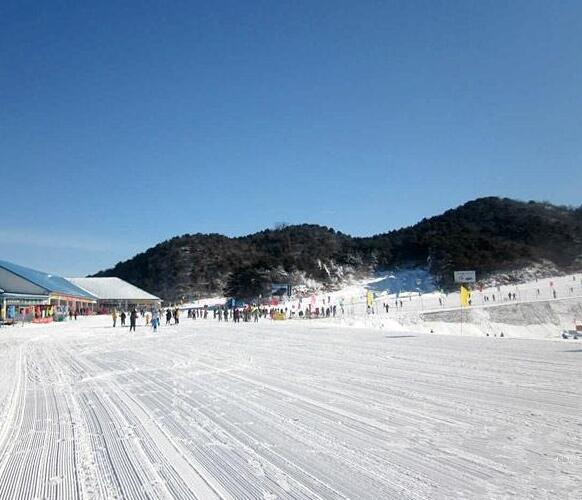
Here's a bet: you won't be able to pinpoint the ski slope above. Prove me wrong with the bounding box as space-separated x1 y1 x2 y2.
0 316 580 499
264 271 582 339
298 270 582 316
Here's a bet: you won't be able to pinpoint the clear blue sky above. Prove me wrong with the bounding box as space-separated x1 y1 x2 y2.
2 1 581 276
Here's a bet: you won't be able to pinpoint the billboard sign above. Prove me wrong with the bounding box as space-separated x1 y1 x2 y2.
271 283 292 297
454 271 476 283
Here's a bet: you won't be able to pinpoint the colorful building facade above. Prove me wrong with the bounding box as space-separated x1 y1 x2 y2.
0 260 96 323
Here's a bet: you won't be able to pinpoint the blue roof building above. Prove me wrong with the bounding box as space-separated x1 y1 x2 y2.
0 260 96 321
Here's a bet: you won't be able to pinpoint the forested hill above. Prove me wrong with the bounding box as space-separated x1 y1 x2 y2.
93 198 582 301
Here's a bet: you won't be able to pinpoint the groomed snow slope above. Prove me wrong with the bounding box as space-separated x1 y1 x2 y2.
266 272 582 340
0 317 580 499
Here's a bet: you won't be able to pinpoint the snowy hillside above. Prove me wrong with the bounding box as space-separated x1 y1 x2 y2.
270 270 582 340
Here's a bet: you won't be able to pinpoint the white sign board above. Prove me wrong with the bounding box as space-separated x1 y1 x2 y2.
454 270 476 283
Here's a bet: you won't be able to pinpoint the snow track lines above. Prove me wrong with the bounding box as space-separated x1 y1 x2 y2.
0 345 80 500
0 318 581 499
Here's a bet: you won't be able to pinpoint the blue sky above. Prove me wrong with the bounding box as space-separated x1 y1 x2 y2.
2 0 581 276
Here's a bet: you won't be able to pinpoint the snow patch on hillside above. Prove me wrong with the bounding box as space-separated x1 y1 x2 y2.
364 268 436 294
480 260 565 287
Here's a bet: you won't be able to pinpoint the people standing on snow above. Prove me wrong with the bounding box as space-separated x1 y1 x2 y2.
129 309 137 332
152 309 159 332
112 310 118 327
120 311 127 326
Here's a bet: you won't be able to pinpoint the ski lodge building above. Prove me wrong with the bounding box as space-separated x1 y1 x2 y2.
0 260 161 323
67 277 161 312
0 260 96 322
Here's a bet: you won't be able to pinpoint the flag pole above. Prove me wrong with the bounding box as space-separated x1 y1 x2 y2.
460 284 463 336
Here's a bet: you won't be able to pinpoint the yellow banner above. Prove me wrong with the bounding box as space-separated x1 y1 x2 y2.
460 285 471 306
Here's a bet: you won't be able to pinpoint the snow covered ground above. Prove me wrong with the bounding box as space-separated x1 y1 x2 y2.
0 316 580 499
303 270 582 317
265 271 582 340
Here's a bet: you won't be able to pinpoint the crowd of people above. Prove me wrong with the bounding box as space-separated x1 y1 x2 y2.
108 301 350 333
111 307 180 333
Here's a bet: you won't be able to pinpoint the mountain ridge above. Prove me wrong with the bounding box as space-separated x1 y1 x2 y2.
93 197 582 301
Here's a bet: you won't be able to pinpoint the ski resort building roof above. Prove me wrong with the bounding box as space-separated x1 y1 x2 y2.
0 260 96 301
68 277 160 303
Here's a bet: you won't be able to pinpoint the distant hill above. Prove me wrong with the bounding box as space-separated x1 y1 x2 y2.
93 197 582 301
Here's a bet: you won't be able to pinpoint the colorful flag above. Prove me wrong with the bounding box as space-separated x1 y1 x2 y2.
460 286 471 306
